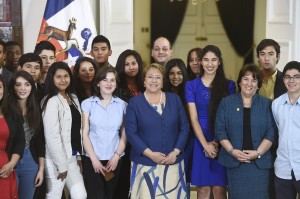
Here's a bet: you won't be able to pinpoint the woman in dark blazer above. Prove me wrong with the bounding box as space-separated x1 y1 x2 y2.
215 64 276 199
0 74 25 199
126 63 189 198
6 71 45 199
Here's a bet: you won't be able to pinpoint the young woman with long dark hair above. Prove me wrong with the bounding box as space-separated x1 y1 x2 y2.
114 49 144 198
187 48 202 80
41 62 86 198
185 45 236 199
7 71 45 199
72 57 97 103
0 74 25 199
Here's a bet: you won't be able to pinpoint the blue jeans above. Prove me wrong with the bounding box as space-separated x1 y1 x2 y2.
16 147 38 199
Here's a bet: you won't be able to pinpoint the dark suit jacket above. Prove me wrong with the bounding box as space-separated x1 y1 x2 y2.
215 93 276 169
2 68 13 88
274 70 287 99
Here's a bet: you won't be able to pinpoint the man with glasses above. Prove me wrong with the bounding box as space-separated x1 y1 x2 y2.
151 37 173 67
272 61 300 199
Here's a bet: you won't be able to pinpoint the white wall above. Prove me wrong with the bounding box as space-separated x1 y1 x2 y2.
100 0 133 66
266 0 300 70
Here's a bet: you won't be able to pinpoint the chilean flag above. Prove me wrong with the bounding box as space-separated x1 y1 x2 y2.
37 0 97 67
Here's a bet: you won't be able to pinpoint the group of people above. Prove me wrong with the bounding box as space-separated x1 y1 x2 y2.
0 35 299 199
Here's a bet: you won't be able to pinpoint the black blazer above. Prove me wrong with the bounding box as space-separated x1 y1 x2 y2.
2 68 13 88
274 70 287 99
29 119 45 164
117 87 135 103
5 115 25 160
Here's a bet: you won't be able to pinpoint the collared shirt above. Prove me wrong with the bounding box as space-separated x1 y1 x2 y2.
81 96 126 160
259 70 277 100
272 93 300 180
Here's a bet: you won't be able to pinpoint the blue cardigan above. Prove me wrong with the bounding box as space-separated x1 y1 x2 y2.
215 93 276 169
125 92 189 166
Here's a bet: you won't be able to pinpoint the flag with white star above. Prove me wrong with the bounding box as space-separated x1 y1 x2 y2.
36 0 97 68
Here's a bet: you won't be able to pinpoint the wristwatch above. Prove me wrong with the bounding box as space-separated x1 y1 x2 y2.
256 150 261 159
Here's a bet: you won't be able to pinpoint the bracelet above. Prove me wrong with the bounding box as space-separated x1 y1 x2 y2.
256 150 261 159
229 148 235 155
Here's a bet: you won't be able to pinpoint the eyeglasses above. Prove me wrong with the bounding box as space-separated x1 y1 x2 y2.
146 75 162 81
283 75 300 81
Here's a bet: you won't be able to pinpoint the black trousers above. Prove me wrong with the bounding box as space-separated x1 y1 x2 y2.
114 145 131 199
275 171 300 199
83 157 122 199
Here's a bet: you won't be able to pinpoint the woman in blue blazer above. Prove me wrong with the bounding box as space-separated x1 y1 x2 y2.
126 63 189 199
215 64 276 199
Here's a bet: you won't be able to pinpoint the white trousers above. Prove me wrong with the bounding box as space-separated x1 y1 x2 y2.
45 156 87 199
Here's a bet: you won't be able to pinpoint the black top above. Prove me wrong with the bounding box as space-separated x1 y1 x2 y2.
274 70 287 99
29 116 45 164
70 104 82 154
242 107 253 150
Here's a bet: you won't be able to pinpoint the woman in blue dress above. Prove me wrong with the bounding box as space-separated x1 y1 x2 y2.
185 45 236 199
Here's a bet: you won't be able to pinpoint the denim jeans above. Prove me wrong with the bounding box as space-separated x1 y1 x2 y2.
16 147 38 199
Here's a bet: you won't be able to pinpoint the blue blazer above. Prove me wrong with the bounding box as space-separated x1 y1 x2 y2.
125 92 189 166
215 93 276 169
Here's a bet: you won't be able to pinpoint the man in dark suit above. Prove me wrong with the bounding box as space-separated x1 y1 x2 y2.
256 38 287 199
0 40 13 87
4 41 22 73
256 39 287 100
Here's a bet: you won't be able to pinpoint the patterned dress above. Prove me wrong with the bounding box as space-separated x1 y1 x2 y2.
128 96 188 199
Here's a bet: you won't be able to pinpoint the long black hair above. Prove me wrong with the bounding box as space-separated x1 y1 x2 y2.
6 71 41 131
200 45 231 130
115 49 144 92
42 61 76 112
165 59 188 103
186 47 202 80
73 57 97 102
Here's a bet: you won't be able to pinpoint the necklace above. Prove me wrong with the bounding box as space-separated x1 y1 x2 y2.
144 91 163 105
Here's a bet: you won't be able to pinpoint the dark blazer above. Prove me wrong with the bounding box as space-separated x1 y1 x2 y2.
274 70 287 99
215 93 276 169
29 119 45 164
5 115 25 160
126 92 189 166
36 82 45 103
2 68 13 88
117 87 134 103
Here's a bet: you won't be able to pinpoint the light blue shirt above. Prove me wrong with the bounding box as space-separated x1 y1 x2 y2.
272 93 300 181
81 96 126 160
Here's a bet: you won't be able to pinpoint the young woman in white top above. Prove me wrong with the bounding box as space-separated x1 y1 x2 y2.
41 62 87 199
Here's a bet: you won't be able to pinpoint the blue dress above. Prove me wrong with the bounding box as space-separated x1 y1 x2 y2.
185 78 236 186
